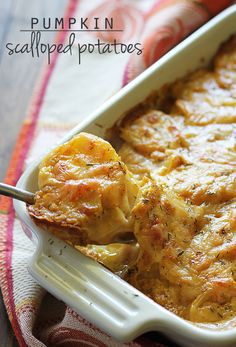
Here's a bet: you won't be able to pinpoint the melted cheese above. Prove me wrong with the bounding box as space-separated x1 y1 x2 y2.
28 132 138 244
120 36 236 325
76 242 139 276
29 35 236 326
171 70 236 125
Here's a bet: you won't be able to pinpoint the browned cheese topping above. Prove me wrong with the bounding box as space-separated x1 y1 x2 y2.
29 36 236 326
118 36 236 324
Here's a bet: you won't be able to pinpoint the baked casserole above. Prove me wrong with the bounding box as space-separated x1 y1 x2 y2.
28 35 236 326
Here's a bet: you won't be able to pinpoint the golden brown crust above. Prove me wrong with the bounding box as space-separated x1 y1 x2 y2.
28 132 139 245
121 36 236 324
171 69 236 125
29 35 236 326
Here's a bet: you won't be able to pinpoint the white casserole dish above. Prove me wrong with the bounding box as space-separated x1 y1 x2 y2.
14 5 236 346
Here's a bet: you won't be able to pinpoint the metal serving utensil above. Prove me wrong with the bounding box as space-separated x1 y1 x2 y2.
0 183 35 205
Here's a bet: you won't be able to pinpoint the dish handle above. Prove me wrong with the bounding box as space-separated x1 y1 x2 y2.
28 229 166 342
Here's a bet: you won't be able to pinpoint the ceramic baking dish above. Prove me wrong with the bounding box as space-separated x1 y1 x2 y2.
14 5 236 346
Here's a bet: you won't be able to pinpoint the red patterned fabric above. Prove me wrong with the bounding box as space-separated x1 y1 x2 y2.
0 1 234 346
86 0 144 42
123 0 234 83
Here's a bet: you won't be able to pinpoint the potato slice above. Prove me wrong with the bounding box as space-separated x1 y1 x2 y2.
76 242 139 276
28 132 139 245
171 70 236 125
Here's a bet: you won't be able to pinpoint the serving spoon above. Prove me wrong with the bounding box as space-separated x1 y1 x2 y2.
0 182 35 204
0 182 135 244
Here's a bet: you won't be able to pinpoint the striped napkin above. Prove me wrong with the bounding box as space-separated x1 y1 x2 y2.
0 0 234 346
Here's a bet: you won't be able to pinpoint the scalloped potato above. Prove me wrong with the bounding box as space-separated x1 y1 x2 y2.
28 36 236 326
28 132 139 244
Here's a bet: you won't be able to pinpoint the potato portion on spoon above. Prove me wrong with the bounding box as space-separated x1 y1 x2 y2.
28 132 139 245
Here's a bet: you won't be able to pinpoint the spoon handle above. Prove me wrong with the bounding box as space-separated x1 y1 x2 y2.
0 183 35 204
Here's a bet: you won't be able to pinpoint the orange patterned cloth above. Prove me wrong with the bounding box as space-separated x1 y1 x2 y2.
0 1 234 346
